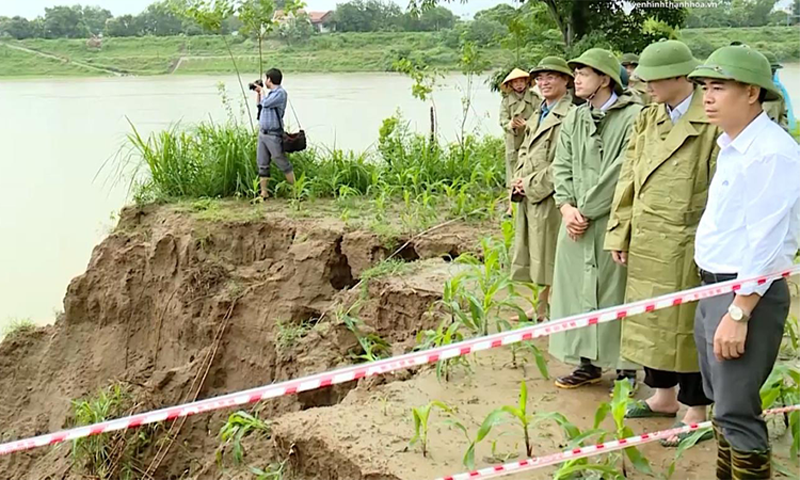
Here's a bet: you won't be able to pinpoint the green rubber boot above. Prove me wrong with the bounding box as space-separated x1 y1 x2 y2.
731 446 771 479
713 422 732 480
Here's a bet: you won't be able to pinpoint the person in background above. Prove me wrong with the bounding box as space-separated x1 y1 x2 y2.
620 53 651 104
761 51 790 131
500 68 540 216
254 68 295 200
688 45 800 480
511 57 576 323
548 48 642 392
605 40 719 447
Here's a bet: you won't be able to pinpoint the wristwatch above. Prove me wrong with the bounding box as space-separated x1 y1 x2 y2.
728 304 750 323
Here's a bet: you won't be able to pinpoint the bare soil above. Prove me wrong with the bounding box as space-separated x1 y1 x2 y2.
0 201 794 480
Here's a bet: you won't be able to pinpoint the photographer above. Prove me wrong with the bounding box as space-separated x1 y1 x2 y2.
252 68 294 200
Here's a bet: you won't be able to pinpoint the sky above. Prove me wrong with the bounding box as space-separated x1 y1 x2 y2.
1 0 515 20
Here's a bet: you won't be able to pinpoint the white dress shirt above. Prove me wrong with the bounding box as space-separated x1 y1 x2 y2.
666 92 693 124
695 111 800 296
599 91 619 112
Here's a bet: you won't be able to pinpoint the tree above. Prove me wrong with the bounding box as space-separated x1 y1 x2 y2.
0 16 37 39
474 4 518 25
43 6 87 38
81 6 113 35
239 0 278 76
412 0 686 51
139 2 185 35
334 0 402 32
401 6 456 31
104 14 142 37
730 0 777 27
278 12 315 46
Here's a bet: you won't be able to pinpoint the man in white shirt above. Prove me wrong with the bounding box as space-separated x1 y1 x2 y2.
688 45 800 480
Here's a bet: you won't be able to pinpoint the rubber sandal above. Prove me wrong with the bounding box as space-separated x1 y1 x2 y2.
659 421 713 448
625 400 678 419
555 366 602 389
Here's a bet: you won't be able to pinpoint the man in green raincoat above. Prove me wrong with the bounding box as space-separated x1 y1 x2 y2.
511 57 576 322
761 51 789 130
605 40 720 447
548 48 642 391
621 53 651 104
500 68 540 216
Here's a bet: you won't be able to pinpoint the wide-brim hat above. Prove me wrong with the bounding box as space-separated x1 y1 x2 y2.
529 56 574 79
688 46 781 101
569 48 623 95
620 53 640 66
500 68 531 93
634 40 700 82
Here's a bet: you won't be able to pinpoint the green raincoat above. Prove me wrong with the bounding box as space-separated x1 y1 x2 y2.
500 89 540 187
548 92 643 370
763 96 789 130
605 88 720 373
628 78 651 104
511 93 575 286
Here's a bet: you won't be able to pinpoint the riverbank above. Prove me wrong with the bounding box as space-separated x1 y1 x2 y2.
1 26 797 78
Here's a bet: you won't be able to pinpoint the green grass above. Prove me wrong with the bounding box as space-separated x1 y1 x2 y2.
360 259 418 284
0 32 509 77
1 26 797 78
0 44 98 77
1 318 36 337
70 384 159 480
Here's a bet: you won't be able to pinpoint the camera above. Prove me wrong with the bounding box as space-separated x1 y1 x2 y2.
248 79 264 91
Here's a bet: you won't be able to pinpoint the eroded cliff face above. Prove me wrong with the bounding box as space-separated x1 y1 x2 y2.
0 203 482 479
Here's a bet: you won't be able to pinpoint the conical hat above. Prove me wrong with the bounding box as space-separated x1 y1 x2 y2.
500 68 531 93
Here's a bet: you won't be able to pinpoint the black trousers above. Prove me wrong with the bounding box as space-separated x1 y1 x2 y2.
643 367 713 407
695 275 789 451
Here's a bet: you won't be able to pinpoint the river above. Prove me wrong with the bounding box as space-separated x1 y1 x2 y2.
1 66 799 326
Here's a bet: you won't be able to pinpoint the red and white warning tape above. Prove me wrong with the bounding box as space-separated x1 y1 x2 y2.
0 266 798 457
436 404 800 480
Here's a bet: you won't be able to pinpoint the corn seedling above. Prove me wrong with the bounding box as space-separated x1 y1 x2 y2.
409 400 459 457
466 381 534 468
760 363 800 461
249 461 287 479
416 317 471 382
217 410 272 467
338 307 392 363
780 315 799 360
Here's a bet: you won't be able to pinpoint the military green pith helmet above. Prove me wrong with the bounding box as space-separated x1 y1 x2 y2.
569 48 624 95
529 56 574 79
688 45 781 101
620 53 639 66
762 51 783 70
634 40 699 82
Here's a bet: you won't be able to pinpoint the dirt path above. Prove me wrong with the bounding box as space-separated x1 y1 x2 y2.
2 42 123 77
170 54 259 74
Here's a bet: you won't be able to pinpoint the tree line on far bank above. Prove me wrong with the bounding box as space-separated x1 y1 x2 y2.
2 0 799 42
0 0 457 40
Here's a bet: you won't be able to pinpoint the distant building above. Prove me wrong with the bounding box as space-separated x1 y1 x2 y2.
273 10 335 33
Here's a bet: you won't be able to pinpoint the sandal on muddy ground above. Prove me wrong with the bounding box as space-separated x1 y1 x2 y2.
659 421 713 447
555 365 602 389
625 400 678 419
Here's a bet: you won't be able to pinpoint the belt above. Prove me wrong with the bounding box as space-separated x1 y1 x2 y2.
261 128 283 135
699 269 737 284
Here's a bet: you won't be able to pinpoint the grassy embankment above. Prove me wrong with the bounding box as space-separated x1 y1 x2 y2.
0 26 797 78
0 32 510 77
